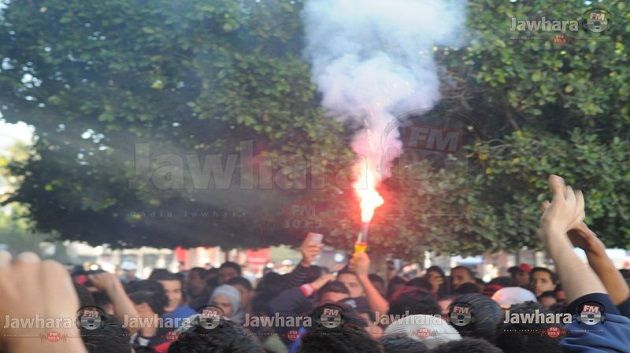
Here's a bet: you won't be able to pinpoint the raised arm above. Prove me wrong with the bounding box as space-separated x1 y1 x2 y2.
351 252 389 316
88 272 141 334
538 175 606 302
567 223 629 305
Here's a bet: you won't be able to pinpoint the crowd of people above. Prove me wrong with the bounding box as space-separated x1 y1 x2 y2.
0 175 628 353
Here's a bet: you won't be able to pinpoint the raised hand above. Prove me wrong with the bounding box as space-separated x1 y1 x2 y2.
538 175 585 243
300 238 323 267
0 251 88 353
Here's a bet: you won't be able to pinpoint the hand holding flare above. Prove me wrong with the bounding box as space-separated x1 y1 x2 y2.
353 163 384 257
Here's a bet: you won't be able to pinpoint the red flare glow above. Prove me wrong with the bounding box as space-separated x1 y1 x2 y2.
353 163 384 223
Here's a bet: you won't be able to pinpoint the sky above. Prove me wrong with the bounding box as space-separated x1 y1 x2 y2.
0 118 34 155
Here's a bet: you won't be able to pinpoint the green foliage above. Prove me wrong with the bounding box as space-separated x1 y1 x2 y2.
0 0 628 254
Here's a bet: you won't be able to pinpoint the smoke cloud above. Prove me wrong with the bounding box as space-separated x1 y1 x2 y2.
302 0 466 184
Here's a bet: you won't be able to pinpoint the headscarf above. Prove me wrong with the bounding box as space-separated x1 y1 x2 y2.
210 284 244 324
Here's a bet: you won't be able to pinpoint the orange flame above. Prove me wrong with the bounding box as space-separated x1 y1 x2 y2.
353 162 384 223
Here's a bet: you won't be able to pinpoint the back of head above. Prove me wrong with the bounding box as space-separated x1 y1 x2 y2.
495 302 562 353
220 261 242 274
81 314 131 353
227 276 253 291
450 293 502 342
168 317 263 353
431 337 503 353
379 335 428 353
453 282 480 295
406 277 432 292
387 276 406 299
316 280 350 303
388 287 440 317
125 279 169 316
300 321 382 353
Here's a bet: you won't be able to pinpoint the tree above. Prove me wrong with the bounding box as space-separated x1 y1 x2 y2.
0 0 628 256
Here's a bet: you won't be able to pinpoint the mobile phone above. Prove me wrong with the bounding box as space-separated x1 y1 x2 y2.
305 232 324 245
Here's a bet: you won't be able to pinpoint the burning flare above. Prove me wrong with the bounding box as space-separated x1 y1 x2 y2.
353 161 384 223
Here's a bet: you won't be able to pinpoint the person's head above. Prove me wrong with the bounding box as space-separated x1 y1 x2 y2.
218 261 242 284
168 316 263 353
227 276 254 309
80 314 131 353
425 266 445 293
187 267 208 297
149 271 185 313
450 266 475 289
553 285 566 304
368 274 386 296
537 291 557 309
120 261 138 281
337 269 365 298
74 283 96 307
299 318 383 353
508 264 531 287
491 287 537 310
530 267 558 296
495 301 562 353
316 280 350 306
406 277 432 292
388 287 441 317
438 295 456 317
126 280 169 316
453 282 480 295
431 338 503 353
449 294 502 342
379 335 428 353
386 276 406 300
210 284 241 318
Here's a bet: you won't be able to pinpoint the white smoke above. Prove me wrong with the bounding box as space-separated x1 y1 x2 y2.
303 0 466 183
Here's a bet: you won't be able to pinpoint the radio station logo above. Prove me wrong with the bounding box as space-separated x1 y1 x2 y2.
77 306 105 331
449 303 473 327
578 303 604 326
318 305 343 329
198 305 224 330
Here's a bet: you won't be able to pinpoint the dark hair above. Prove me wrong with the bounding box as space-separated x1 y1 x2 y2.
530 267 558 284
252 272 285 314
227 276 253 291
316 280 350 303
387 276 406 299
388 287 440 317
379 335 428 353
368 274 385 288
73 283 96 307
168 317 263 353
299 320 382 353
426 265 445 277
149 270 183 282
219 261 242 275
125 280 169 316
81 314 131 353
189 267 208 279
406 277 432 292
453 282 481 295
495 302 562 353
451 266 475 278
489 276 512 286
431 338 503 353
538 291 556 299
450 294 502 342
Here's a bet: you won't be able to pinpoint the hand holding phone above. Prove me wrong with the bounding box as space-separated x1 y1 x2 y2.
300 233 324 267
